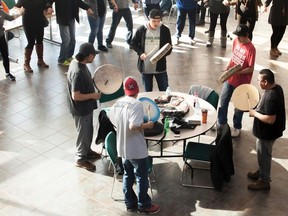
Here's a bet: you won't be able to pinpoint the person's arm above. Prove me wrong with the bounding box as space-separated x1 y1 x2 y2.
0 9 18 21
249 109 276 125
72 91 101 101
130 121 154 131
77 0 93 15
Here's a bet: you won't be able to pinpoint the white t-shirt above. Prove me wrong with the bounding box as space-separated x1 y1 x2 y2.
113 96 148 160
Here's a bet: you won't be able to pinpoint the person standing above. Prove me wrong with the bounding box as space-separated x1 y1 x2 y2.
175 0 198 45
67 43 101 171
0 1 20 80
112 76 160 214
131 9 172 92
247 69 286 190
231 0 263 41
217 24 256 138
105 0 139 49
263 0 288 57
48 0 93 67
85 0 117 52
14 0 53 73
206 0 234 48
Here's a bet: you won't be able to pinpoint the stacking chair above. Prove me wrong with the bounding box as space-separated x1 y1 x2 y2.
105 131 155 200
182 123 234 191
167 0 177 23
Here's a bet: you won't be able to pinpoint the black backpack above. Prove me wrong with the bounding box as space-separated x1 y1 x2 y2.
95 110 116 145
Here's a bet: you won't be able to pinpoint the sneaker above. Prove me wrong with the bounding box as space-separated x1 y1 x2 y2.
87 151 101 160
6 73 16 81
75 160 96 171
175 37 179 45
58 60 70 67
98 45 108 52
231 128 241 138
67 57 74 62
126 205 138 212
247 170 259 181
190 39 196 45
270 48 279 57
106 43 113 48
275 48 282 55
138 203 160 214
206 41 212 47
248 180 270 191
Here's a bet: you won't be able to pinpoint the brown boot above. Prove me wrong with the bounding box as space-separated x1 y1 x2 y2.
270 48 279 57
248 180 270 190
24 48 33 72
35 43 49 68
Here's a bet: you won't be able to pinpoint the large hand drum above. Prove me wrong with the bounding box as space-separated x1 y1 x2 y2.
218 64 241 83
231 84 260 112
138 97 160 122
93 64 123 94
150 43 172 64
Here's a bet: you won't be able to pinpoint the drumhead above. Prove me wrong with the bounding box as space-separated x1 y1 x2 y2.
138 97 160 122
93 64 123 94
231 84 260 112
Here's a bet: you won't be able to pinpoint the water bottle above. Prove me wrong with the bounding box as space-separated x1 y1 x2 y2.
164 116 170 134
194 93 200 114
166 86 171 96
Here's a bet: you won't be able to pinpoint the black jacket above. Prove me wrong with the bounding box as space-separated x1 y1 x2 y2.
48 0 90 25
131 24 172 73
210 123 235 191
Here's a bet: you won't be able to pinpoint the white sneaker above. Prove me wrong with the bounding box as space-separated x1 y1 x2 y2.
231 128 241 137
175 37 179 45
190 39 196 45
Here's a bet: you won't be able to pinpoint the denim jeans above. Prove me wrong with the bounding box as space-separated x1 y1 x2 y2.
122 157 151 209
256 138 275 182
58 20 76 63
218 82 243 129
142 72 169 92
106 8 133 45
176 7 197 39
87 15 106 46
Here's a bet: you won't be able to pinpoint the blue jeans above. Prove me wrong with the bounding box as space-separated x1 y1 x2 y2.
142 72 169 92
122 157 151 209
218 82 243 129
176 7 197 39
87 15 106 47
106 8 133 45
58 20 76 63
256 138 275 182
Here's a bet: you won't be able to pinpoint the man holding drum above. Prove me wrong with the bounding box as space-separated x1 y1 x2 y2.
218 24 256 137
67 43 101 171
247 69 285 190
131 9 172 92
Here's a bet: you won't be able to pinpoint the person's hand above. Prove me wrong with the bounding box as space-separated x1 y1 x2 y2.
263 6 268 13
47 7 53 15
223 0 230 6
146 121 154 129
140 53 147 60
113 4 118 12
19 7 25 15
134 2 139 10
87 8 93 16
249 109 256 117
92 92 101 100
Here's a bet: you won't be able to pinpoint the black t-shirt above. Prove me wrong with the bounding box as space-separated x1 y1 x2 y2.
253 84 286 140
67 60 97 116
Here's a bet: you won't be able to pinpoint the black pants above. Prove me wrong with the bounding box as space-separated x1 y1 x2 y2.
237 15 256 41
271 25 286 49
0 35 10 74
209 12 229 32
23 24 44 49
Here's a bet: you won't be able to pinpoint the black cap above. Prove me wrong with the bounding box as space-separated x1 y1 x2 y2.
149 9 162 19
78 43 99 56
233 24 249 37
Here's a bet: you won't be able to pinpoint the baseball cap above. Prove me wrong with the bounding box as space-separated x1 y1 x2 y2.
123 76 139 96
149 9 162 19
78 43 99 57
233 24 249 37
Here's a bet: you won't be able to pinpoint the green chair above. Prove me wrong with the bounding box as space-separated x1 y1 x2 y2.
105 131 155 200
3 0 15 9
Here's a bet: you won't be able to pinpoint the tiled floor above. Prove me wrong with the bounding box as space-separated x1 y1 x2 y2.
1 7 288 216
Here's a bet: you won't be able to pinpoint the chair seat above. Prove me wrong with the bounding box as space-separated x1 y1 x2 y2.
184 142 216 162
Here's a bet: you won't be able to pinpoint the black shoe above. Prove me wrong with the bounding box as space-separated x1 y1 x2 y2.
247 170 259 181
106 43 112 48
98 45 108 52
6 73 16 81
127 205 138 212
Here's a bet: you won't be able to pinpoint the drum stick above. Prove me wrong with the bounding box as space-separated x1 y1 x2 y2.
147 104 151 121
247 93 251 109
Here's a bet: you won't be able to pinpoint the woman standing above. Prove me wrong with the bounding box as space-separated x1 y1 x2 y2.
233 0 263 41
14 0 53 72
85 0 117 52
206 0 234 48
0 0 20 81
264 0 288 57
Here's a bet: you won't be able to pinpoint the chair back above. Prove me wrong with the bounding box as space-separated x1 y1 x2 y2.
99 84 125 103
104 131 118 166
2 0 15 9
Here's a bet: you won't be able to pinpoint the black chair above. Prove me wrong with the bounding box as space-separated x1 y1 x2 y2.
182 123 234 191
